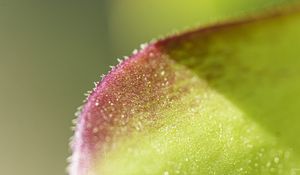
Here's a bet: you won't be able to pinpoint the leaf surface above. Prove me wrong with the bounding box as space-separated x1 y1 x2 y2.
70 6 300 175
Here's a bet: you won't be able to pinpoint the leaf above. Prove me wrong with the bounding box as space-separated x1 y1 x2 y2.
69 6 300 175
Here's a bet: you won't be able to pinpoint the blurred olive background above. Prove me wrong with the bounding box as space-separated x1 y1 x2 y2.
0 0 296 174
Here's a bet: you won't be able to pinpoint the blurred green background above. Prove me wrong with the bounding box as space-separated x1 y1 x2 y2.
0 0 296 174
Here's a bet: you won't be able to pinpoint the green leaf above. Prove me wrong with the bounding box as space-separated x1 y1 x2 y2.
69 6 300 175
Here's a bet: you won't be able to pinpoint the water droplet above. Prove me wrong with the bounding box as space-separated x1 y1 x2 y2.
101 74 105 80
274 157 280 164
140 43 148 49
117 58 123 63
247 144 253 148
95 102 99 106
92 127 99 133
71 119 77 124
160 71 165 76
133 49 138 54
86 122 92 128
